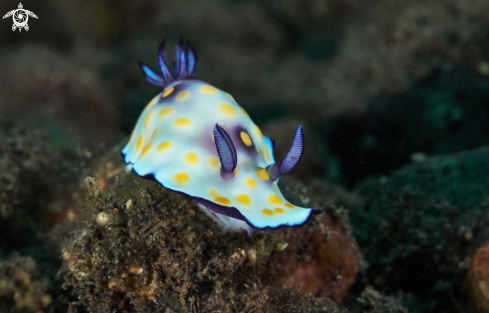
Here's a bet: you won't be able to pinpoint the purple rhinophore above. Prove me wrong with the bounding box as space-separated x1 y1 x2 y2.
138 37 198 88
213 124 237 180
266 125 304 180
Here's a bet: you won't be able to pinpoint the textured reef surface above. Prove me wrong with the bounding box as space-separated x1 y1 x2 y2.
59 151 357 312
0 121 88 312
352 148 489 311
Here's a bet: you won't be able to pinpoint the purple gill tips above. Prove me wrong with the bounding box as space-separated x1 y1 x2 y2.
157 40 174 84
213 124 238 180
174 37 188 80
266 125 304 180
138 61 166 87
186 42 197 78
138 38 198 88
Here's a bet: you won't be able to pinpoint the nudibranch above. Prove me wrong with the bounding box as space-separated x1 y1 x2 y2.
122 38 320 236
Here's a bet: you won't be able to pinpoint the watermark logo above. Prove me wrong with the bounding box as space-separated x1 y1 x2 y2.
3 3 37 32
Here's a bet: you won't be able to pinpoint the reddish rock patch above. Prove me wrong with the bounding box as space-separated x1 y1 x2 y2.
263 214 359 303
468 243 489 313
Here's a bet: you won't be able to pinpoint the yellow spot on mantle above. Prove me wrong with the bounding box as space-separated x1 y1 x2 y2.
150 129 158 140
140 143 153 158
199 85 218 94
159 107 174 117
236 194 251 205
185 152 199 164
145 95 159 109
264 144 270 161
215 197 231 205
207 156 220 169
240 131 252 146
157 141 172 152
239 107 248 117
254 125 263 141
268 194 282 204
262 209 274 216
136 135 144 151
285 203 295 209
235 168 240 176
256 168 269 181
176 90 190 100
173 172 190 185
274 208 285 214
174 117 191 126
226 93 235 100
218 103 237 116
244 177 256 188
163 87 174 97
209 189 220 197
144 111 153 130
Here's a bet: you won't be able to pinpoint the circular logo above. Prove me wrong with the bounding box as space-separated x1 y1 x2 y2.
13 9 28 27
3 3 38 32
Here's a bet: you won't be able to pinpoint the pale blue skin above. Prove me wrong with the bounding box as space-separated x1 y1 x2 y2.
122 79 317 233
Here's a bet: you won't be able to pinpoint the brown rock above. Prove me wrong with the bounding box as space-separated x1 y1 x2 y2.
263 213 358 303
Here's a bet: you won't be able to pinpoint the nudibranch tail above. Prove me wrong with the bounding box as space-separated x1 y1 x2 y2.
139 37 198 88
266 125 305 180
213 124 237 180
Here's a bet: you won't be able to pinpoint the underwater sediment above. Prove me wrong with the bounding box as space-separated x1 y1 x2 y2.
0 255 52 312
0 121 91 312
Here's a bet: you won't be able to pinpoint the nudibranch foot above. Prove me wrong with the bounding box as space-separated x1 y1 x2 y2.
198 204 253 237
122 38 320 236
222 218 253 237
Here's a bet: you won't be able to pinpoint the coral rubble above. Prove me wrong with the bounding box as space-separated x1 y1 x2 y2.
262 176 360 302
61 170 350 312
357 287 408 313
0 120 94 312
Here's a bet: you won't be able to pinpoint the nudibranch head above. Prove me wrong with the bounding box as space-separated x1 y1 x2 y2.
122 38 320 235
